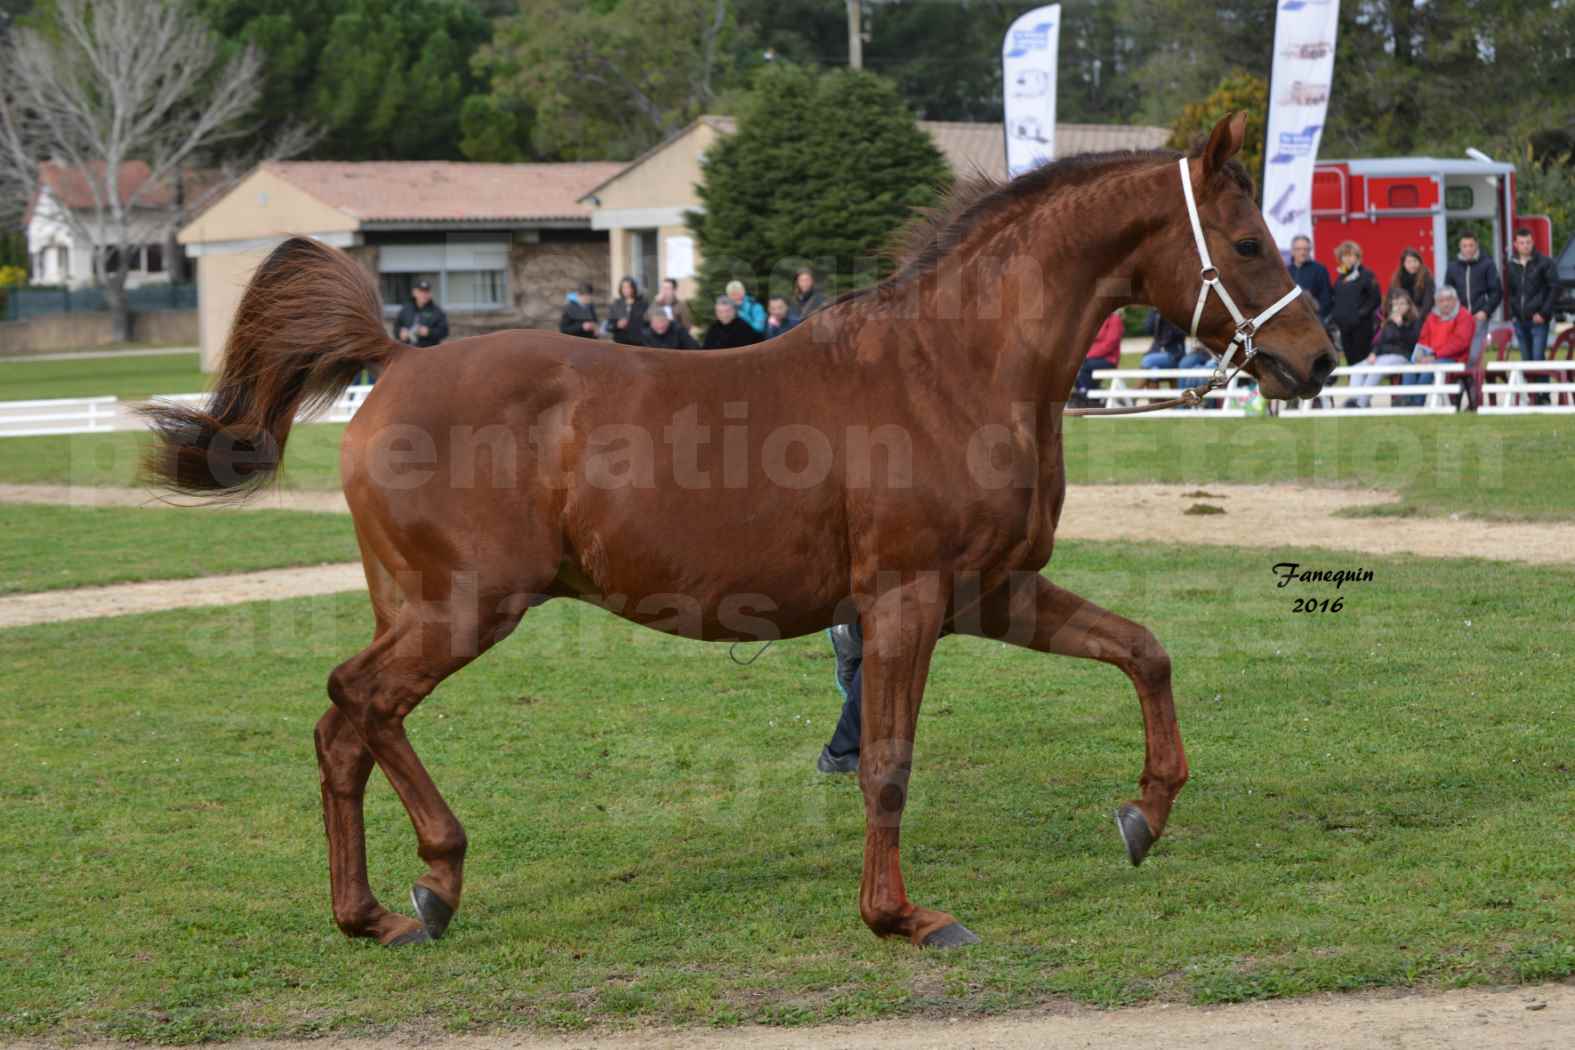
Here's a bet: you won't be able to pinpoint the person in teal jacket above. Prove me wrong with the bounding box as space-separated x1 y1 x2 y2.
725 279 766 334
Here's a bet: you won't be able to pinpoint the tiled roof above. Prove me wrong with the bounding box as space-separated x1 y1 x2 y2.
263 161 626 224
579 116 1173 200
26 161 221 226
918 121 1173 182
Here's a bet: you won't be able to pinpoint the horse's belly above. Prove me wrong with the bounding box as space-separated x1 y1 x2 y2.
555 499 851 641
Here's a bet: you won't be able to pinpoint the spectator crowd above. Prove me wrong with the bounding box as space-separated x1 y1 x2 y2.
552 267 830 350
392 234 1562 411
1074 228 1564 409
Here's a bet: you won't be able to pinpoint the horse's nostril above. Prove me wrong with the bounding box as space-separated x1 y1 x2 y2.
1310 352 1337 383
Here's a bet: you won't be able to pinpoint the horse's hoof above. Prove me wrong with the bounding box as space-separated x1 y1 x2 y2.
411 884 456 941
384 924 432 948
921 922 981 949
1115 803 1156 866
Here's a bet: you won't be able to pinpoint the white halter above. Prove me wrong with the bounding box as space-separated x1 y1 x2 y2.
1177 157 1304 383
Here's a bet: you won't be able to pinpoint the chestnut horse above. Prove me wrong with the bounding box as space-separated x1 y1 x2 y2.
145 114 1334 949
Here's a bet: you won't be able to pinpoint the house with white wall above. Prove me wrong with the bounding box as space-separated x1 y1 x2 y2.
23 161 213 289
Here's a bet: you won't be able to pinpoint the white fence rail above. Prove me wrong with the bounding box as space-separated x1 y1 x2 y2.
4 363 1574 439
1478 360 1575 413
1280 363 1464 417
0 386 375 438
0 396 119 437
1086 362 1519 418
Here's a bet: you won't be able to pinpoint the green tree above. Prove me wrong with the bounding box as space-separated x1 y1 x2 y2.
1326 0 1575 157
458 95 532 163
196 0 491 161
0 230 24 270
475 0 735 161
1167 71 1268 192
1126 0 1273 128
1517 151 1575 252
689 63 950 305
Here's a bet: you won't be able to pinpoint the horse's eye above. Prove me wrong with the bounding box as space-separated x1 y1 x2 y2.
1234 239 1260 258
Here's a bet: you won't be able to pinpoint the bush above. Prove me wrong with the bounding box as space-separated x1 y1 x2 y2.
1168 71 1268 198
0 264 26 318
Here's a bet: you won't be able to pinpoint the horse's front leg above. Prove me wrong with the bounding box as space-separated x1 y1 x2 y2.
856 573 978 948
956 572 1188 864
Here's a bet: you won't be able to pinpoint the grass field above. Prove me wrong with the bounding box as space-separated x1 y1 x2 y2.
0 413 1569 520
0 351 204 403
1 540 1570 1042
0 503 357 594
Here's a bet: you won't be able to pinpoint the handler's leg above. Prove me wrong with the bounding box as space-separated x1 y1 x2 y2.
957 573 1188 865
856 574 976 947
818 623 863 773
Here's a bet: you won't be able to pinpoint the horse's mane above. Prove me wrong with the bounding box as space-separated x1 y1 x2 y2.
835 144 1254 307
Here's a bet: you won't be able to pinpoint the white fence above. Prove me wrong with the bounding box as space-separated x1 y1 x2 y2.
1281 363 1463 417
1085 359 1575 417
0 396 119 437
0 385 376 438
1478 360 1575 414
4 363 1574 438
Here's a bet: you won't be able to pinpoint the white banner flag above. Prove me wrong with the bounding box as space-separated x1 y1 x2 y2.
1263 0 1340 258
1002 5 1060 179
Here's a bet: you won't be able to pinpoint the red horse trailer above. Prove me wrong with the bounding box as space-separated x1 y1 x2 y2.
1308 156 1553 321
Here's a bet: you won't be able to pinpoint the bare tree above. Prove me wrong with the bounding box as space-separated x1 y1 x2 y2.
0 0 310 340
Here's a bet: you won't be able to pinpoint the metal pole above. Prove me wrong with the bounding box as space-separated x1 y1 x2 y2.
847 0 863 69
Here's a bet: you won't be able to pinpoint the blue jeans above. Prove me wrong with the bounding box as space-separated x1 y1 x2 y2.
1142 348 1183 370
827 664 862 758
1514 320 1549 362
1514 320 1551 401
1074 359 1101 397
1401 348 1441 406
1177 349 1213 389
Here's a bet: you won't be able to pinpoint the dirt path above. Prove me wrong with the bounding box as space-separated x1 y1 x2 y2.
0 483 348 514
0 562 364 630
22 983 1567 1050
1057 483 1575 565
5 481 1574 564
4 481 1573 629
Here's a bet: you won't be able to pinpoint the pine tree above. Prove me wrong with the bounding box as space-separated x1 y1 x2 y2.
690 63 949 308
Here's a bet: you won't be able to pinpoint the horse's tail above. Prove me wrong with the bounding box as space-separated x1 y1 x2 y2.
140 237 399 500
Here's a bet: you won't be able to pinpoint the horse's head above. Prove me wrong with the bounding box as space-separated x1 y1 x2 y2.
1146 113 1336 401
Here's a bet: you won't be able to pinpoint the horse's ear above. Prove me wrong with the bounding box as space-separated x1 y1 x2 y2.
1202 112 1248 180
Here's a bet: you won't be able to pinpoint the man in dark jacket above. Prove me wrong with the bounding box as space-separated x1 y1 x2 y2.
640 309 699 349
394 280 449 347
1445 232 1502 366
1505 228 1558 362
559 283 599 338
1286 235 1333 320
702 297 762 349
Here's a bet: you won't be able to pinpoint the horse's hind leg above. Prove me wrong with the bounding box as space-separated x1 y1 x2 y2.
315 705 411 940
855 574 978 948
957 573 1188 865
324 569 533 946
315 551 408 942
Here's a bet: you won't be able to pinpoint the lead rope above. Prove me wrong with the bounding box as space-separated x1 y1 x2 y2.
1066 158 1303 418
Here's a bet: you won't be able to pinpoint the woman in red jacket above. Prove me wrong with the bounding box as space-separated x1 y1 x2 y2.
1402 285 1475 404
1073 311 1127 406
